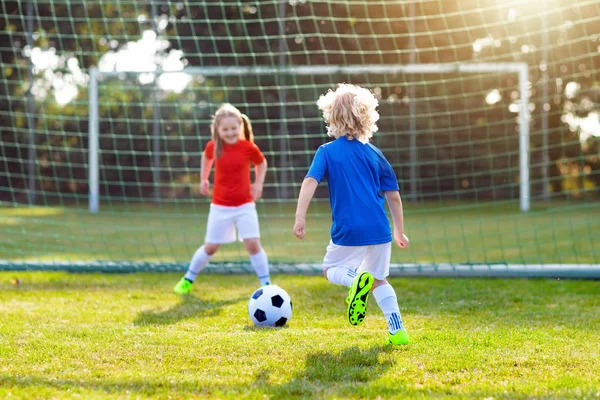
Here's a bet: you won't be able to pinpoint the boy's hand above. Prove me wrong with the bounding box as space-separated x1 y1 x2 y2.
293 218 306 239
394 232 409 248
200 180 210 196
251 183 263 200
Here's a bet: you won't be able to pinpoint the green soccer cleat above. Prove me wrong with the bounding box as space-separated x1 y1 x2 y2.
346 271 374 326
386 330 410 346
173 278 193 295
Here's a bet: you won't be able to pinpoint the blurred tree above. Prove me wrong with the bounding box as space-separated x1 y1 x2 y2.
0 1 597 202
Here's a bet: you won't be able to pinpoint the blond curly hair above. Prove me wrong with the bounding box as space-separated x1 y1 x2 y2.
316 84 379 142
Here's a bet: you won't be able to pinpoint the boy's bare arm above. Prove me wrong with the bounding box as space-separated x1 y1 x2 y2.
293 177 319 239
384 190 409 248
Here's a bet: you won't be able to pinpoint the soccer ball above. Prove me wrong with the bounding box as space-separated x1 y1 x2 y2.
248 285 292 327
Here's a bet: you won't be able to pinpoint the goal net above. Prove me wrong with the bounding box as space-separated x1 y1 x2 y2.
1 1 599 277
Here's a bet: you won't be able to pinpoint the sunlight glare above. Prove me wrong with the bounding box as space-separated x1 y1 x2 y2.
0 207 64 217
485 89 501 105
98 30 192 93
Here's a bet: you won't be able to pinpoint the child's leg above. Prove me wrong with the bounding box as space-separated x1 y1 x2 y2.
322 241 366 287
185 203 236 283
322 242 374 325
243 238 270 286
184 243 219 282
174 204 236 294
360 243 409 344
324 267 356 287
372 279 405 334
236 203 270 286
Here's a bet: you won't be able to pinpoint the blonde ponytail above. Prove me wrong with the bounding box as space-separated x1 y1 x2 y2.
241 113 254 143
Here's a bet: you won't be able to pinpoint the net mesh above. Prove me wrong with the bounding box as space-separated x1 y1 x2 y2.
1 0 599 275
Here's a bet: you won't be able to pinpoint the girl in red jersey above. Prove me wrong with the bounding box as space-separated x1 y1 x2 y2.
173 104 270 294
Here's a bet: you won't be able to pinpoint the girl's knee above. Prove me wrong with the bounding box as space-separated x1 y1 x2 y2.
244 238 262 255
204 243 219 255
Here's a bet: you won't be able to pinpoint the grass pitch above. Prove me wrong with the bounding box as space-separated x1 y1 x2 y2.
2 200 600 266
1 272 599 399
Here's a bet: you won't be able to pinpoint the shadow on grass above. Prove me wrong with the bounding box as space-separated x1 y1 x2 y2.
0 346 396 398
258 345 396 398
0 375 168 397
133 295 246 326
243 324 290 331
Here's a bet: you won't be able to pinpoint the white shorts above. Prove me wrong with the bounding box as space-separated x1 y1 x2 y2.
322 241 392 280
204 202 260 244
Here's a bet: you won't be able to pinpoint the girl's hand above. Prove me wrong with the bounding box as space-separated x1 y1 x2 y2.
293 219 306 240
394 232 409 249
251 183 263 200
200 180 210 196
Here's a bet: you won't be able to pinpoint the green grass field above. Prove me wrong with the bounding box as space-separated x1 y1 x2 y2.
2 200 599 266
1 272 599 399
1 201 599 397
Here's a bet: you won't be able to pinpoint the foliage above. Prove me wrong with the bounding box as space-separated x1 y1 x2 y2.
1 1 599 202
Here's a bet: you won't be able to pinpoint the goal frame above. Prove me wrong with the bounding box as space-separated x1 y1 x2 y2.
88 62 530 213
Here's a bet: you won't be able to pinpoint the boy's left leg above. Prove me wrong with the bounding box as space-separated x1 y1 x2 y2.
372 280 409 345
361 243 409 345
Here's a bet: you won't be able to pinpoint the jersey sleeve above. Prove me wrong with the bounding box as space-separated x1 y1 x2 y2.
306 146 327 183
249 142 266 165
379 156 399 191
204 140 215 160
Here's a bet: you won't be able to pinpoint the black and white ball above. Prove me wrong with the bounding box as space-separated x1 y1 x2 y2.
248 285 292 327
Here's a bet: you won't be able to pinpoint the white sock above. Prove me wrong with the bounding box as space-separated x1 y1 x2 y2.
326 267 357 288
250 249 270 286
184 246 213 282
373 283 405 334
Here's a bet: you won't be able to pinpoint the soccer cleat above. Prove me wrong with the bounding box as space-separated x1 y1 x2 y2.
346 271 374 326
385 330 410 345
173 278 193 295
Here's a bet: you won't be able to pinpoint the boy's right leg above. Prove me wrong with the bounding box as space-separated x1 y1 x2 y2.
324 267 374 325
322 242 373 326
173 244 218 294
324 267 357 287
346 271 374 326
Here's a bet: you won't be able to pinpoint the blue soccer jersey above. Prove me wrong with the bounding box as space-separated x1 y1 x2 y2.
306 136 399 246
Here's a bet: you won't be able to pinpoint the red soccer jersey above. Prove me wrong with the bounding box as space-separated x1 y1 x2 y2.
204 139 266 206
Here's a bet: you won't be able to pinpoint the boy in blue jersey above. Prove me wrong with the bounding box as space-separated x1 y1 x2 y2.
293 84 410 345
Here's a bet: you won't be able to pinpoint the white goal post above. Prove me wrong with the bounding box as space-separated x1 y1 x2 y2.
88 62 530 213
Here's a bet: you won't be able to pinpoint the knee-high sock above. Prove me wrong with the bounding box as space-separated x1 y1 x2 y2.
373 283 405 334
325 267 357 288
184 246 213 282
250 249 270 286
